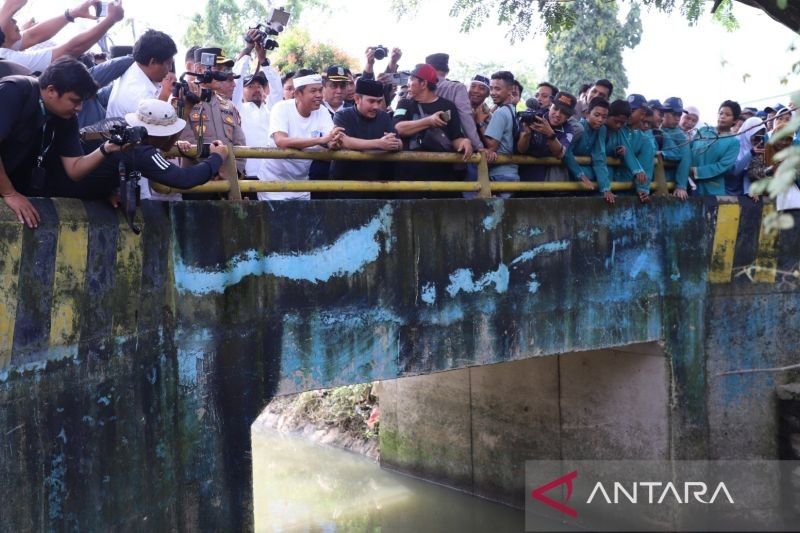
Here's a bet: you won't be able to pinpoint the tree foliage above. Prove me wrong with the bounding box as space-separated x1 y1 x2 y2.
392 0 757 42
183 0 327 58
546 0 642 97
270 28 357 74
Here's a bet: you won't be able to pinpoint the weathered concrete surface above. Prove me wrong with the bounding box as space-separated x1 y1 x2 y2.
0 196 798 530
379 343 668 508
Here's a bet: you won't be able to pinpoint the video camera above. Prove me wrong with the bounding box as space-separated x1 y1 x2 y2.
518 98 544 126
108 124 147 145
245 7 290 51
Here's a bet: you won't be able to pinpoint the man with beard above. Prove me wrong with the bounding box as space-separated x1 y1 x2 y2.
256 69 344 201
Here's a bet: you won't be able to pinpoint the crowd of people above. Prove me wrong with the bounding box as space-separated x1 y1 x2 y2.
0 0 798 229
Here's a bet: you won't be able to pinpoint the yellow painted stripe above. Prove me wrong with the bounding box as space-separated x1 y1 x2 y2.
709 204 741 284
753 204 779 283
49 200 89 355
0 219 24 369
112 211 143 337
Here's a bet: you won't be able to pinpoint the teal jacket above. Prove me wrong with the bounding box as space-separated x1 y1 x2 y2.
607 126 653 194
690 126 739 196
564 119 610 192
661 126 691 190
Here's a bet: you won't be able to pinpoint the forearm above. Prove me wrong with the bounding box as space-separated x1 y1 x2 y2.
483 136 500 153
154 154 222 187
0 159 17 196
395 119 431 137
53 18 116 60
517 132 531 153
274 136 325 150
547 138 563 158
341 136 383 151
62 147 106 181
20 14 68 50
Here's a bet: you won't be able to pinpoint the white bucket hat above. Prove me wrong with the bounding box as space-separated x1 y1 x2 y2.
124 99 186 137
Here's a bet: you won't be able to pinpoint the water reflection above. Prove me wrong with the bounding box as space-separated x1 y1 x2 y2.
252 427 524 532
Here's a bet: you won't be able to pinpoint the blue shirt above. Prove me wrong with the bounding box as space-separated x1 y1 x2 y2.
661 126 691 189
563 118 610 192
690 126 739 196
484 104 518 178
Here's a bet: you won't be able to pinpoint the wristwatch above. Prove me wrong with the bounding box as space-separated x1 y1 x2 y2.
64 9 75 22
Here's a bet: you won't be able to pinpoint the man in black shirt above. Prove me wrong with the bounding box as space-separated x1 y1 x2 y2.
0 57 123 228
393 63 471 186
332 78 400 184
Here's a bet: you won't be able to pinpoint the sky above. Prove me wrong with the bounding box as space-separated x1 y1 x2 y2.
17 0 799 127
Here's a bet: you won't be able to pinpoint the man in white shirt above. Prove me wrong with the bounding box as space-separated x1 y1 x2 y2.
257 70 344 201
240 71 271 177
0 0 124 73
105 29 177 118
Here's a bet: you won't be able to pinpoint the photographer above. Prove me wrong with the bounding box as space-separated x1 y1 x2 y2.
232 28 282 112
79 99 229 202
106 29 177 118
517 91 577 182
0 57 123 228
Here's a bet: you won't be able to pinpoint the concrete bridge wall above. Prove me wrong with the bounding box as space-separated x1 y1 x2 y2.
0 197 797 530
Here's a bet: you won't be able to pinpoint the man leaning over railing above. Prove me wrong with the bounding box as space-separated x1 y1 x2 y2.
330 78 401 198
256 69 344 201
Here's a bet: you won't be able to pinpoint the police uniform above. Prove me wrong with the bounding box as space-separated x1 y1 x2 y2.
181 93 246 174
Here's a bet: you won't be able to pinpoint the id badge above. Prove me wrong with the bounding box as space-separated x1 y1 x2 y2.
30 165 46 191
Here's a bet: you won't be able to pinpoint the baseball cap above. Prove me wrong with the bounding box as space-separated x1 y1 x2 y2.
244 71 268 87
774 104 790 116
763 105 776 114
425 53 449 72
627 94 648 110
325 65 349 82
662 97 684 114
411 63 438 85
647 99 665 111
552 92 577 116
740 106 758 118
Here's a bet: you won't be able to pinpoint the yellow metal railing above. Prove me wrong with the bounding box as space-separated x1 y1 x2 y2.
154 147 674 198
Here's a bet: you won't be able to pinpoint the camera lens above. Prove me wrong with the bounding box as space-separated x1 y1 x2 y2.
374 47 387 60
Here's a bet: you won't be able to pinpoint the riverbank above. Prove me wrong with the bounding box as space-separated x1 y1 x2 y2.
253 383 380 460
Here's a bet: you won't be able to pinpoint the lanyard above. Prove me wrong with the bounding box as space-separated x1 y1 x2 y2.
36 98 55 168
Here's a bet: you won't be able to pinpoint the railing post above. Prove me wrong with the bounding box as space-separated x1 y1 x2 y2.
477 152 492 199
654 154 669 196
223 141 242 201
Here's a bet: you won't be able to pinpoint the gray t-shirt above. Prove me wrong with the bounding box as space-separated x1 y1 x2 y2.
484 104 518 178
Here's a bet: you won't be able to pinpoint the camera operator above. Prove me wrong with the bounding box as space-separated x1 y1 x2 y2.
105 29 177 118
517 91 577 182
256 70 344 201
178 47 246 176
1 0 125 73
80 99 229 203
0 57 124 228
232 28 282 112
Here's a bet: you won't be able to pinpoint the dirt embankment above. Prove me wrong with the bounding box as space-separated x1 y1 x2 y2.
253 383 381 460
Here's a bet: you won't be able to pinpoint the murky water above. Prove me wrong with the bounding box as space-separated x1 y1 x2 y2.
252 427 525 532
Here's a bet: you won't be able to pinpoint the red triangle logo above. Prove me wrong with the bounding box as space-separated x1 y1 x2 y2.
531 470 578 518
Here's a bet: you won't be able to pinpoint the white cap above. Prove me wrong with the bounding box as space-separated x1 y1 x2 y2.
124 99 186 137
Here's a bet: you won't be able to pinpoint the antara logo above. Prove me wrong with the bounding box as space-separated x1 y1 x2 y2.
531 471 735 519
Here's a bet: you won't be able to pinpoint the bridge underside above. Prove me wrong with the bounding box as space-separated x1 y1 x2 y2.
0 197 798 530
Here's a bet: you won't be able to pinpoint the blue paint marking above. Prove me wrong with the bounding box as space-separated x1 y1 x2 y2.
527 273 541 294
57 428 67 444
419 304 466 326
97 396 111 406
174 205 394 295
446 265 510 297
46 453 66 520
482 201 504 230
421 282 437 305
177 328 213 385
510 240 571 266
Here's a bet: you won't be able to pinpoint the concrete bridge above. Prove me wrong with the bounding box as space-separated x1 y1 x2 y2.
0 197 798 530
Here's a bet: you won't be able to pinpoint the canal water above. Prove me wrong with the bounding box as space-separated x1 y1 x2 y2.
251 426 525 532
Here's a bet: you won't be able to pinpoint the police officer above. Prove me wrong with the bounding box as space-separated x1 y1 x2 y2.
179 47 246 175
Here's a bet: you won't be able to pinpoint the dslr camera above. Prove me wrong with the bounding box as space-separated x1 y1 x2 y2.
518 98 544 125
245 7 290 51
372 45 389 61
108 124 147 145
